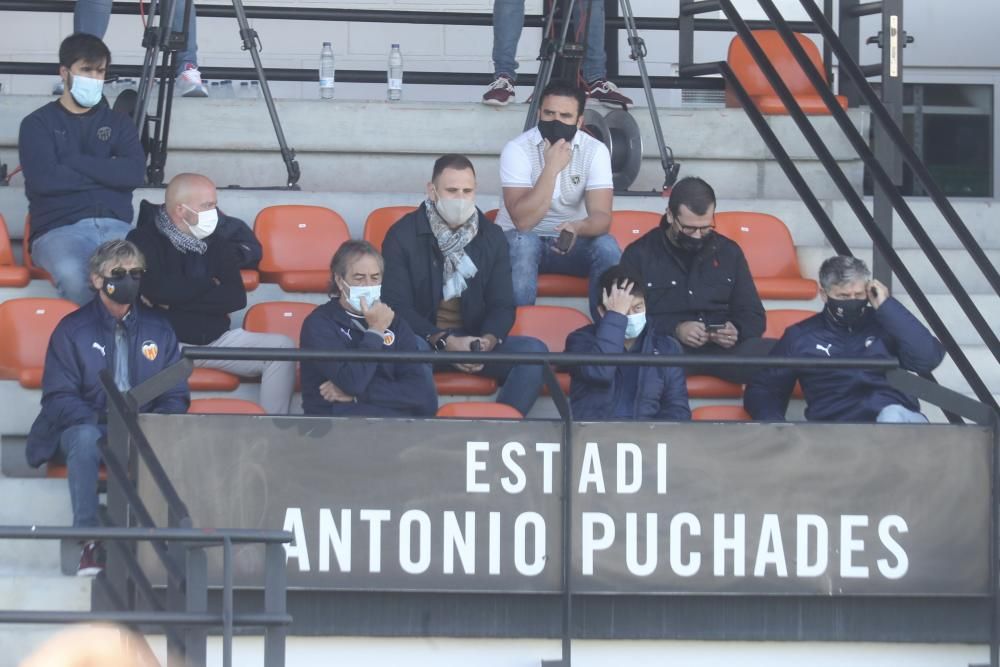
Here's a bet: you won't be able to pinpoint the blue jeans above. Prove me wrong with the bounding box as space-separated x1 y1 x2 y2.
492 0 607 83
30 217 132 305
59 424 105 528
876 404 929 423
478 335 548 416
505 230 621 321
75 0 198 73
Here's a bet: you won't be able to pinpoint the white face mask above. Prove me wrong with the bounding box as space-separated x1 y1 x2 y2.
343 283 382 313
434 197 477 228
624 311 647 339
69 72 104 108
183 205 219 240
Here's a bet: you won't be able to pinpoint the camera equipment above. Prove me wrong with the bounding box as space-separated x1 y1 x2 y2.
117 0 300 188
524 0 681 193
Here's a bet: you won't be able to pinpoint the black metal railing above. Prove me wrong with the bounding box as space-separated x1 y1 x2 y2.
677 0 999 414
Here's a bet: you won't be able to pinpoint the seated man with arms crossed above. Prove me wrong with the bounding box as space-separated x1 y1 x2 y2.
744 256 945 423
27 240 189 576
620 176 772 384
20 33 145 305
127 173 295 414
382 154 547 418
566 266 690 421
495 81 621 320
300 241 438 417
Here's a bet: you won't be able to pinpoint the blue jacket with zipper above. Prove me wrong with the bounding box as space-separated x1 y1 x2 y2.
26 298 190 467
743 298 945 422
566 311 691 421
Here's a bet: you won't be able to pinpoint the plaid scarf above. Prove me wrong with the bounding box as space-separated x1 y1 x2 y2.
155 205 207 255
425 200 478 301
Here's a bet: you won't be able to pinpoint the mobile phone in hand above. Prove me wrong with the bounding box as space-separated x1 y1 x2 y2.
705 323 726 332
555 229 574 253
470 339 482 352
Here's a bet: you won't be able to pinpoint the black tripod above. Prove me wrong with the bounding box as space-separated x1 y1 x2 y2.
523 0 680 192
122 0 300 188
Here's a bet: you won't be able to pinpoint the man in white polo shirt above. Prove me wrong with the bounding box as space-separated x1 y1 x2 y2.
495 81 621 320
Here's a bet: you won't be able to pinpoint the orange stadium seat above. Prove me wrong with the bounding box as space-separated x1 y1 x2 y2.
437 402 523 420
189 398 266 414
0 213 30 287
716 212 818 300
610 210 660 251
241 269 260 292
254 205 350 292
509 305 590 395
686 375 744 399
47 462 107 480
0 297 77 388
484 208 499 222
364 206 417 252
764 308 814 339
692 405 752 421
244 301 317 346
22 219 53 282
726 30 848 115
188 368 241 392
434 372 499 396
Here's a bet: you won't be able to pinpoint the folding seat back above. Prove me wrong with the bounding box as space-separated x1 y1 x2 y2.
715 211 817 299
508 305 590 354
189 398 266 414
243 301 317 346
764 308 814 340
254 205 350 292
436 402 523 419
610 210 660 251
0 213 30 287
692 405 752 421
363 206 417 252
22 218 53 281
0 297 77 388
726 30 848 115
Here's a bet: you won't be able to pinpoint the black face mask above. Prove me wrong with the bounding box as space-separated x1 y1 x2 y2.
672 230 712 255
537 119 578 144
102 274 141 305
825 297 869 328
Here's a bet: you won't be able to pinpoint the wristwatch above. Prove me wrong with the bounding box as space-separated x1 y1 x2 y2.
432 332 450 351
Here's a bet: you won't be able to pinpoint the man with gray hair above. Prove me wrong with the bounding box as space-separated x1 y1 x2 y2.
27 240 190 576
744 255 945 423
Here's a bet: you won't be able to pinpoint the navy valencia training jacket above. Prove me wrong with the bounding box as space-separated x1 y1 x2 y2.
26 298 190 467
743 298 945 422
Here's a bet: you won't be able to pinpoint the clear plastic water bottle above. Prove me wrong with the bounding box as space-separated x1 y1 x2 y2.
387 44 403 102
319 42 335 99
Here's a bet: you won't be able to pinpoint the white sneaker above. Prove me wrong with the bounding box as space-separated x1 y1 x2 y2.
176 65 208 98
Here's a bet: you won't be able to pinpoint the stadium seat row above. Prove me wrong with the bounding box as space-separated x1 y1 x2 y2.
1 207 818 300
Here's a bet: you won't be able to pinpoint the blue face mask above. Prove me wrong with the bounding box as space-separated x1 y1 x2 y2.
624 312 647 339
344 283 381 313
69 73 104 108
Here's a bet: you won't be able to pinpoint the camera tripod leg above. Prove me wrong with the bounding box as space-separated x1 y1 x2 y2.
617 0 680 190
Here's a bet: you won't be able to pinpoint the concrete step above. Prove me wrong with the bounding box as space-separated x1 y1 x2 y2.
0 477 72 575
0 575 93 667
0 96 867 198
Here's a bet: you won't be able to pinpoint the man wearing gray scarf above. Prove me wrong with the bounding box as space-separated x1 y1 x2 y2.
382 155 548 417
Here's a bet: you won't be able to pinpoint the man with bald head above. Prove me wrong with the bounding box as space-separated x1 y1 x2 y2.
127 173 296 413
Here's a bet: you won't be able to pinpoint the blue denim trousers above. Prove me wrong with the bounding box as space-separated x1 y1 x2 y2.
75 0 198 73
59 424 106 528
30 217 132 305
504 230 621 321
492 0 607 83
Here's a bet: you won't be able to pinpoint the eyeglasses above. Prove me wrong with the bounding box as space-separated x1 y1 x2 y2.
105 267 146 280
677 222 716 237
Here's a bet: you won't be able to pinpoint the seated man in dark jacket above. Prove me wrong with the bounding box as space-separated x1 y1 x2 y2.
127 173 295 414
382 154 547 417
27 240 189 575
619 176 772 384
300 240 438 417
744 256 945 422
566 266 690 421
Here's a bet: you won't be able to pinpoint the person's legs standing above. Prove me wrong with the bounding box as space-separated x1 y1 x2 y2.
74 0 112 37
478 336 548 416
31 218 131 305
59 424 105 528
170 0 199 73
576 0 607 83
876 404 929 423
492 0 525 81
196 329 296 414
505 229 544 307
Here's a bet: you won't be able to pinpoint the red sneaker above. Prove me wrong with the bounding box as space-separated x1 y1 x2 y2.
587 79 633 109
482 75 516 106
76 540 105 577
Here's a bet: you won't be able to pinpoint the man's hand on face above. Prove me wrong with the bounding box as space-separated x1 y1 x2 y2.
543 139 573 174
360 298 395 333
603 280 634 316
675 320 709 348
707 321 739 349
